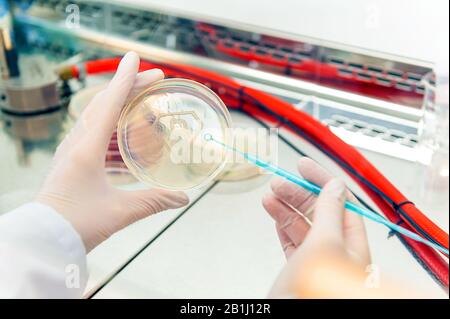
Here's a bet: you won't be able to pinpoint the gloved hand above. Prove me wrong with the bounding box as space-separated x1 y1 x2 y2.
36 52 189 252
262 157 370 298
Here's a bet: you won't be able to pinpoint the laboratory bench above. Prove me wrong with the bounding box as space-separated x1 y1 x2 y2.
1 106 447 298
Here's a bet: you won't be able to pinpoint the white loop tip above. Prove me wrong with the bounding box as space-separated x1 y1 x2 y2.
204 133 213 141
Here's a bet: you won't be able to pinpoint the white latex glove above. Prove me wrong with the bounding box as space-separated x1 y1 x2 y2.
36 52 189 252
262 157 370 298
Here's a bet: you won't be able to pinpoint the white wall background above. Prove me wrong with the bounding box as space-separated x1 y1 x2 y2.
112 0 449 66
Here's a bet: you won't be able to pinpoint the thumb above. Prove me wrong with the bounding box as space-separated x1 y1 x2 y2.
81 51 140 157
120 189 189 223
309 178 347 243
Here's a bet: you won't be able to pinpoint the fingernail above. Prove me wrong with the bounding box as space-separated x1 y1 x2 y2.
324 179 346 199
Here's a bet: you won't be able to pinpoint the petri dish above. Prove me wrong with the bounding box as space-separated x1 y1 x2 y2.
117 78 233 190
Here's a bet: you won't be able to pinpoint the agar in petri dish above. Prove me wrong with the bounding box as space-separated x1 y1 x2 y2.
117 78 233 190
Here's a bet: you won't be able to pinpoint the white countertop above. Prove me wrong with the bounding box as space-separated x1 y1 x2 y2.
90 111 448 298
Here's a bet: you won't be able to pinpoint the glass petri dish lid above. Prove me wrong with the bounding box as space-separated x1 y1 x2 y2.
117 78 233 190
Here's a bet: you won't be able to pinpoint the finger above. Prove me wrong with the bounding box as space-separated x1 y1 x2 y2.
127 69 164 102
298 156 359 203
301 158 356 204
119 189 189 225
299 158 369 260
309 178 346 243
276 227 297 259
270 177 317 220
81 51 140 155
297 157 334 187
56 68 164 163
262 194 311 248
270 157 338 220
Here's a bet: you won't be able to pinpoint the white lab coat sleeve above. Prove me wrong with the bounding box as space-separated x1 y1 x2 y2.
0 202 87 298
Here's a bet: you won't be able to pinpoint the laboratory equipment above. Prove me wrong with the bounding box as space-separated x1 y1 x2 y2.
0 23 62 143
117 78 232 190
0 55 63 141
3 0 449 296
205 133 449 255
1 5 61 141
